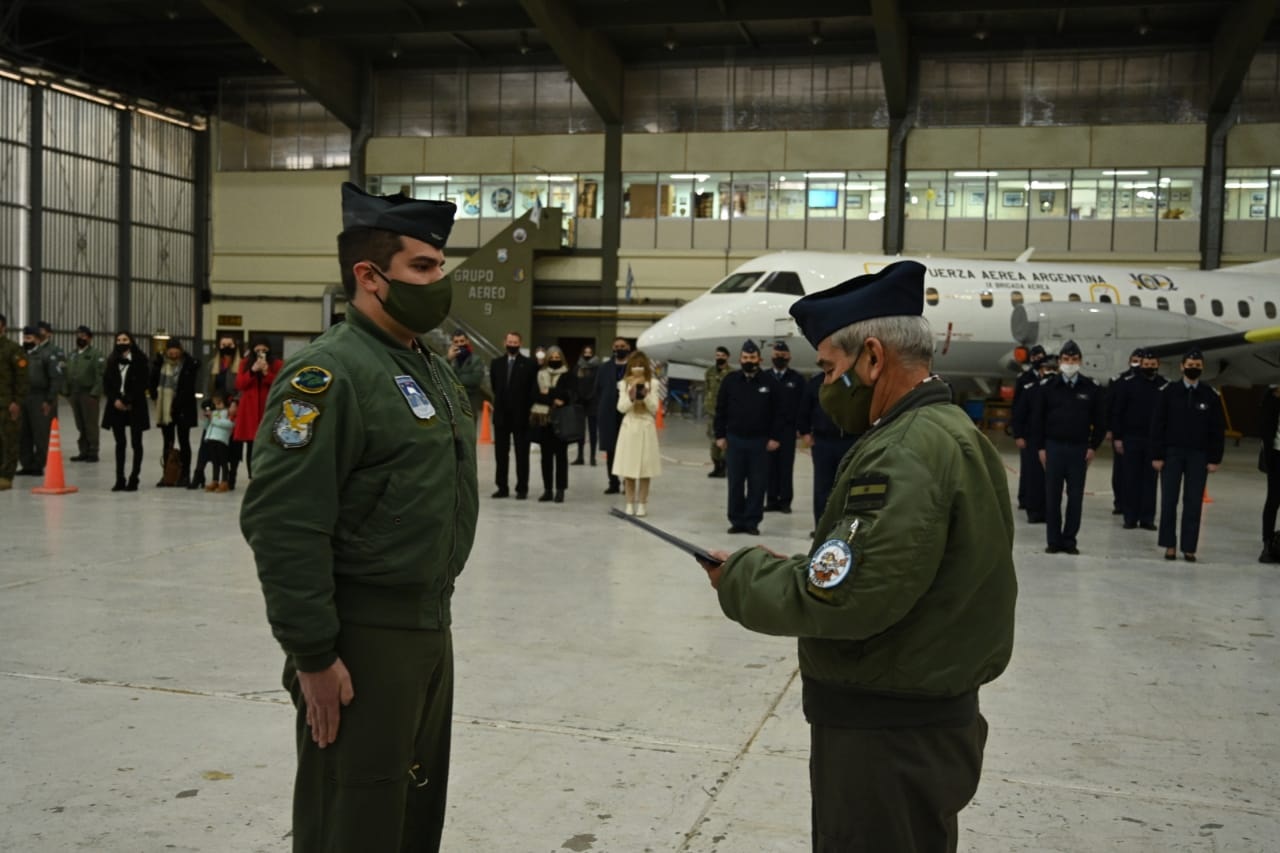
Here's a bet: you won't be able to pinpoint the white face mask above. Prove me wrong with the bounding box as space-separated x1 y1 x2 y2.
1059 363 1080 378
1129 361 1141 370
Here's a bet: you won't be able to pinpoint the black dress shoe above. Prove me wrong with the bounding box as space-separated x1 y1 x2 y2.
1140 523 1157 531
554 490 565 503
778 507 792 515
125 476 139 492
15 469 41 477
69 454 86 462
1026 514 1045 524
1164 550 1177 561
1259 547 1276 564
537 491 553 502
763 505 779 513
604 485 621 495
1183 553 1197 563
747 528 760 535
515 491 528 500
111 479 126 492
1111 507 1123 515
571 459 584 466
187 479 205 491
1064 547 1080 555
1044 545 1061 554
491 489 509 499
728 526 749 534
590 458 597 466
1122 522 1137 530
83 455 98 463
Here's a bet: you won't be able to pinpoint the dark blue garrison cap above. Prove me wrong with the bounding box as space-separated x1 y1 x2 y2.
341 182 456 249
1183 349 1204 361
741 340 760 354
788 260 926 348
21 325 36 335
1028 344 1047 360
1059 340 1082 357
773 341 790 352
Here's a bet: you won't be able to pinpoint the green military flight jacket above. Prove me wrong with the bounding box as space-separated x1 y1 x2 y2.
241 307 480 673
64 345 105 396
717 379 1016 724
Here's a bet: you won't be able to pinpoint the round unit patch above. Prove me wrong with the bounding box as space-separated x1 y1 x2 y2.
808 539 855 590
272 399 320 449
289 365 333 395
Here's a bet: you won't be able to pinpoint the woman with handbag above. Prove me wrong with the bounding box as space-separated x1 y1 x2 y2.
613 350 662 517
101 331 151 492
531 345 575 503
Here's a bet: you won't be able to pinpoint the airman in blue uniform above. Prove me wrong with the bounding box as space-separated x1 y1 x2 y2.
1109 348 1165 530
714 340 785 534
764 341 805 514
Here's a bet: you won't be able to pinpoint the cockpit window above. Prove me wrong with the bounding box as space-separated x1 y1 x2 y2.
710 272 763 293
755 271 805 296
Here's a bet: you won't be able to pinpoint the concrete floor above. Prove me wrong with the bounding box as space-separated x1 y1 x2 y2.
0 416 1276 852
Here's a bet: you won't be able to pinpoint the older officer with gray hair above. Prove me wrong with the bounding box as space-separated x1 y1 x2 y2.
697 260 1017 852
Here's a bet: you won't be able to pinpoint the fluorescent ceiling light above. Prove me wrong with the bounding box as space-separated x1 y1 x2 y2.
1136 190 1156 199
1029 181 1067 190
1103 170 1149 176
1225 181 1268 189
843 183 877 190
952 170 998 177
805 172 846 179
669 173 708 181
414 175 449 183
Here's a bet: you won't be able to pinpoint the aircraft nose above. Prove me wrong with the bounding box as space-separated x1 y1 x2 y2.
638 302 717 363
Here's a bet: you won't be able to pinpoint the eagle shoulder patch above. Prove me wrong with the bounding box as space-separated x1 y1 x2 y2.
272 399 320 449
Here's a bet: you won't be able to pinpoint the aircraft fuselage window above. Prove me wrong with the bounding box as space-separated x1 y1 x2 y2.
755 271 805 296
1239 300 1251 318
1267 301 1277 319
1068 293 1081 302
926 287 940 306
1010 291 1023 306
1099 294 1112 303
1211 299 1223 317
1129 296 1142 307
1039 292 1053 302
1157 297 1169 311
711 272 763 293
1184 298 1197 315
980 291 993 308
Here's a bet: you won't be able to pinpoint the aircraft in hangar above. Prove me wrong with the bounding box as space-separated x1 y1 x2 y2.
636 251 1280 389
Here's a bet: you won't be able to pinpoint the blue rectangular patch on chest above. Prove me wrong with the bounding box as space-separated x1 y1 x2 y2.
394 374 436 420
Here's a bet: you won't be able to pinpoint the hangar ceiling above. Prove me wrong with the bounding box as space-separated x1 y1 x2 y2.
0 0 1276 125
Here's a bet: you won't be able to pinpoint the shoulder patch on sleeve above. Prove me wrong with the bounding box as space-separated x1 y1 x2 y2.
289 365 334 394
845 473 890 512
17 358 27 369
271 399 321 449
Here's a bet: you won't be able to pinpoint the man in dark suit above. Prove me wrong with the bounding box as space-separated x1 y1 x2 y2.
489 330 537 499
594 337 631 495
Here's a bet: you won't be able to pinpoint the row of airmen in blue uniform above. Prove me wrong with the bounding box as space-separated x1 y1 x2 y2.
1012 342 1226 560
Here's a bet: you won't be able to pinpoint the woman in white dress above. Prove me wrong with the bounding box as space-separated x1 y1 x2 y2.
613 351 662 516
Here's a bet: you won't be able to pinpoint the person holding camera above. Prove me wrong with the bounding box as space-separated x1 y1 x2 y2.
613 350 662 516
234 338 282 480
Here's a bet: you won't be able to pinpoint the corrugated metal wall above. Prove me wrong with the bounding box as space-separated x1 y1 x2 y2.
0 78 202 352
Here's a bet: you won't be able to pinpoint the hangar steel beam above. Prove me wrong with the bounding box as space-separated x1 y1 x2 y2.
199 0 364 129
1207 0 1278 117
517 0 624 125
870 0 915 255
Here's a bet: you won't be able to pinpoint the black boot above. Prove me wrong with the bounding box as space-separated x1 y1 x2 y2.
125 474 139 492
538 490 554 502
112 475 126 492
554 490 565 503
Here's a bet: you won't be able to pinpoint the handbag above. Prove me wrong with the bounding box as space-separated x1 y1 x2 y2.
162 448 183 486
550 404 586 443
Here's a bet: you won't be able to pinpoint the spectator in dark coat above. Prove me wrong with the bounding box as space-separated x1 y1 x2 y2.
101 331 150 492
1260 387 1280 563
489 330 538 499
573 344 600 466
594 337 631 495
148 337 200 487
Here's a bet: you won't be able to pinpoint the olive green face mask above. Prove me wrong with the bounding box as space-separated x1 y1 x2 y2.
818 370 875 435
373 268 452 334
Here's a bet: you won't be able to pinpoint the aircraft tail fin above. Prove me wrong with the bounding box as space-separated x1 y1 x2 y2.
1014 247 1035 263
1222 258 1280 275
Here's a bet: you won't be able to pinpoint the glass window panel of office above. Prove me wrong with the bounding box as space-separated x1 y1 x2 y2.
1029 169 1069 219
1158 167 1200 221
730 172 769 219
844 172 887 222
1070 168 1114 221
948 171 994 220
1272 168 1280 218
623 173 659 219
987 171 1030 222
805 171 846 220
660 172 700 219
1109 168 1159 219
771 171 807 221
446 175 482 219
410 174 449 202
370 175 413 197
690 172 731 219
1224 168 1270 221
905 170 946 221
480 175 516 219
577 173 602 219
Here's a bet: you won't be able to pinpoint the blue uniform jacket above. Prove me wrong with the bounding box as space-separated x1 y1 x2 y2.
767 367 806 430
1029 373 1106 451
1009 369 1041 441
1149 380 1225 464
1109 373 1166 438
714 369 785 441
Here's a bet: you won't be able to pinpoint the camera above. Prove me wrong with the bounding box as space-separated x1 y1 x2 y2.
635 383 646 400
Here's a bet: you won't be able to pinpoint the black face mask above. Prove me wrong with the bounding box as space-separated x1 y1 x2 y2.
1141 367 1158 378
116 343 130 355
714 358 727 368
613 348 628 361
506 345 520 355
220 346 236 357
772 357 788 370
547 360 563 369
1183 367 1202 381
22 342 35 351
740 361 759 374
76 337 89 349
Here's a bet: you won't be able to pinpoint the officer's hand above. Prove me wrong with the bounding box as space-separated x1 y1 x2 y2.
1015 437 1026 449
1085 449 1095 465
697 550 731 589
41 402 51 417
1113 439 1124 455
766 439 780 452
7 401 18 421
1152 459 1164 472
114 399 127 412
715 438 727 450
1207 463 1220 474
1038 449 1047 468
297 657 355 749
801 433 814 448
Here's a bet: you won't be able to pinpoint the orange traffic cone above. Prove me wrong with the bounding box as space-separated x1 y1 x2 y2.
479 401 493 445
655 399 665 430
1202 488 1213 504
32 418 78 495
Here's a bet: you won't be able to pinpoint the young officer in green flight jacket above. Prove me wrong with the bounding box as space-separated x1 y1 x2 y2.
240 183 478 853
697 260 1017 853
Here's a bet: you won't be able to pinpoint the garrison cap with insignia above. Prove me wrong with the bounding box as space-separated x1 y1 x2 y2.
773 341 790 352
341 182 457 249
1130 347 1144 357
741 340 760 354
37 320 53 334
1183 348 1203 361
76 325 92 336
22 325 36 335
1058 340 1082 357
788 260 926 348
1028 344 1046 361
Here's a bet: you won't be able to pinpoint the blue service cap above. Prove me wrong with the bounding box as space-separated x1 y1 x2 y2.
1139 348 1157 359
21 325 36 335
1028 344 1047 360
773 341 790 352
341 182 456 249
1059 340 1082 357
1130 347 1144 358
788 260 926 348
1183 349 1204 362
741 340 760 354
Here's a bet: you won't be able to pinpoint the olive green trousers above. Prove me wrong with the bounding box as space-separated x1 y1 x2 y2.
284 624 454 853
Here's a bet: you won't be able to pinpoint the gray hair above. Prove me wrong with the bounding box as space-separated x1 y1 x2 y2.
829 315 934 369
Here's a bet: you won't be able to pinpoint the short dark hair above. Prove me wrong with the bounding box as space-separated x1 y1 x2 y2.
0 313 6 325
613 337 629 346
337 227 404 299
505 330 522 342
715 346 730 356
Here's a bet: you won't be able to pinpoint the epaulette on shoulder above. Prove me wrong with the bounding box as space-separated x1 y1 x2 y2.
1038 376 1053 386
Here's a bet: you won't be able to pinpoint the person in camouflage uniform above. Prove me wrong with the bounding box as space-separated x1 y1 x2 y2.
0 313 31 490
703 345 733 478
63 324 105 462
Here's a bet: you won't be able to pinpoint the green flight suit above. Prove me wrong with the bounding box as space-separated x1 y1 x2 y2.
19 340 62 472
716 379 1017 852
240 306 478 853
704 363 733 464
447 350 488 418
63 343 105 458
0 337 30 482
